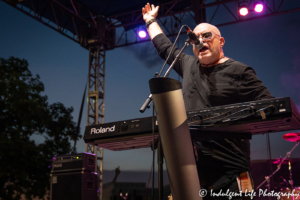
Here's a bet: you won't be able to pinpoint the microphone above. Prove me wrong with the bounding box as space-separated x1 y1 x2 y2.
184 25 203 50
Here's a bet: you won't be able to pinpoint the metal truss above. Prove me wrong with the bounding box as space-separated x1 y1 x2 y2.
3 0 299 50
86 44 106 200
1 0 114 49
87 44 105 126
111 0 300 48
106 0 191 30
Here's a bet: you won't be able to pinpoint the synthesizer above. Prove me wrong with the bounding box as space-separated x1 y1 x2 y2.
84 97 300 151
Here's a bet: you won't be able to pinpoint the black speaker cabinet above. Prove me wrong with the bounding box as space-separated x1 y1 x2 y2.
50 171 98 200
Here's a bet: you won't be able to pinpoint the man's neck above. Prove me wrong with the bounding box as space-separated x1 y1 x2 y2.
201 55 228 68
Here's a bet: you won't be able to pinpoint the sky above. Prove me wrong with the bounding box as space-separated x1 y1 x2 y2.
1 1 300 175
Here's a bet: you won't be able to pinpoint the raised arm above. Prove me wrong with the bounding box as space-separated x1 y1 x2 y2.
142 3 194 77
142 3 163 39
112 166 120 184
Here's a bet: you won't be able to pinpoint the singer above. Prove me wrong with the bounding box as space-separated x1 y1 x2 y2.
142 3 274 200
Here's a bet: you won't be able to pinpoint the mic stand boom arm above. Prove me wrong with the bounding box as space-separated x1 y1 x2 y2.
139 39 190 113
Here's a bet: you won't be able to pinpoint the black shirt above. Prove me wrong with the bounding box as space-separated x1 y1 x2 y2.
152 33 274 190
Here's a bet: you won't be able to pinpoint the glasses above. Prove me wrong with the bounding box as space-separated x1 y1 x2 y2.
197 31 220 41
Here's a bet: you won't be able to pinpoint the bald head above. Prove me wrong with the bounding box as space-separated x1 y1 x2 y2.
192 23 225 66
193 23 221 37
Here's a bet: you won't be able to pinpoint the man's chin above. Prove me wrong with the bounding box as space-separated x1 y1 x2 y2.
199 57 213 65
199 53 211 60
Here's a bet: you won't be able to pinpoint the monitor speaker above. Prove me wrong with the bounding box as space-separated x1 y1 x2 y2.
50 169 98 200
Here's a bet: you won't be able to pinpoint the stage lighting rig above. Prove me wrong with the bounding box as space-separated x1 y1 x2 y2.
239 2 249 16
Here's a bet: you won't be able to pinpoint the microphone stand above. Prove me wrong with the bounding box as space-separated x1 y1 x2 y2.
139 39 191 113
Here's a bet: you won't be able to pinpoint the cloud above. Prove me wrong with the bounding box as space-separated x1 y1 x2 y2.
114 31 164 69
128 42 164 69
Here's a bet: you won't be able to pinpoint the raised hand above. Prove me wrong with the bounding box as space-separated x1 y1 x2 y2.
115 166 121 175
142 3 159 22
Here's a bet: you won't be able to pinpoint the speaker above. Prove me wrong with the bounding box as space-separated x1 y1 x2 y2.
50 171 98 200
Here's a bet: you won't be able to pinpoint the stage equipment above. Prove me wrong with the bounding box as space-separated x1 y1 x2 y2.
149 77 201 200
51 153 96 173
283 132 300 142
256 132 300 192
50 153 98 200
184 25 203 50
50 171 98 200
138 30 147 38
272 158 294 165
254 0 264 13
84 97 300 151
239 2 249 16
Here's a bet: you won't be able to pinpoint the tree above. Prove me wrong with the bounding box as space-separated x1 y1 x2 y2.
0 57 81 200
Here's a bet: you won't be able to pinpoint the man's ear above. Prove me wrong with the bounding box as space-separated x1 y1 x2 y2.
220 37 225 47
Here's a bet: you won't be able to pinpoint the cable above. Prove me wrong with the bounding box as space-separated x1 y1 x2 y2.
158 25 186 77
143 153 155 200
188 106 243 125
189 104 274 127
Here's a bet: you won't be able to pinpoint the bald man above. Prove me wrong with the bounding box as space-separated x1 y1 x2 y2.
142 3 273 199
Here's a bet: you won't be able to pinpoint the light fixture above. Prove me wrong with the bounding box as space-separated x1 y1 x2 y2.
239 2 249 16
254 0 264 13
138 30 147 39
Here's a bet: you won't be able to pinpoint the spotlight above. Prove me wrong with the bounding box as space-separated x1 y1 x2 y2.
138 30 147 38
239 2 249 16
254 1 264 13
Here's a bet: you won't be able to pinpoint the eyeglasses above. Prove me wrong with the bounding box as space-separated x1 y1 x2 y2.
197 31 220 41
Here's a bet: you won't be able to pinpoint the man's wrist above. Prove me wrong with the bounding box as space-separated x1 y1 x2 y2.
145 18 156 28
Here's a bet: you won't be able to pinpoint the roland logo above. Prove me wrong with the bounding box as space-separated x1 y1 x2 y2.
91 125 115 134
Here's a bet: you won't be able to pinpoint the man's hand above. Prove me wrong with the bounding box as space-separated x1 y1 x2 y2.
115 166 121 175
142 3 159 23
141 3 163 39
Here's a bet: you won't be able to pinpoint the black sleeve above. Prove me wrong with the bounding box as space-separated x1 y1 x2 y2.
238 67 274 101
152 33 193 78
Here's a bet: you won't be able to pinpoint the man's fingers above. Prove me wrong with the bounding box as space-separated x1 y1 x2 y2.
143 3 159 15
143 4 148 14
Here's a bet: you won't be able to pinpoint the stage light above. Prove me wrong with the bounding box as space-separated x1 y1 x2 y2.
138 30 147 38
239 7 248 16
239 2 249 16
254 1 264 13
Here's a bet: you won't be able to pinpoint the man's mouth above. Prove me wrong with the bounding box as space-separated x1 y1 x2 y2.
200 47 208 52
